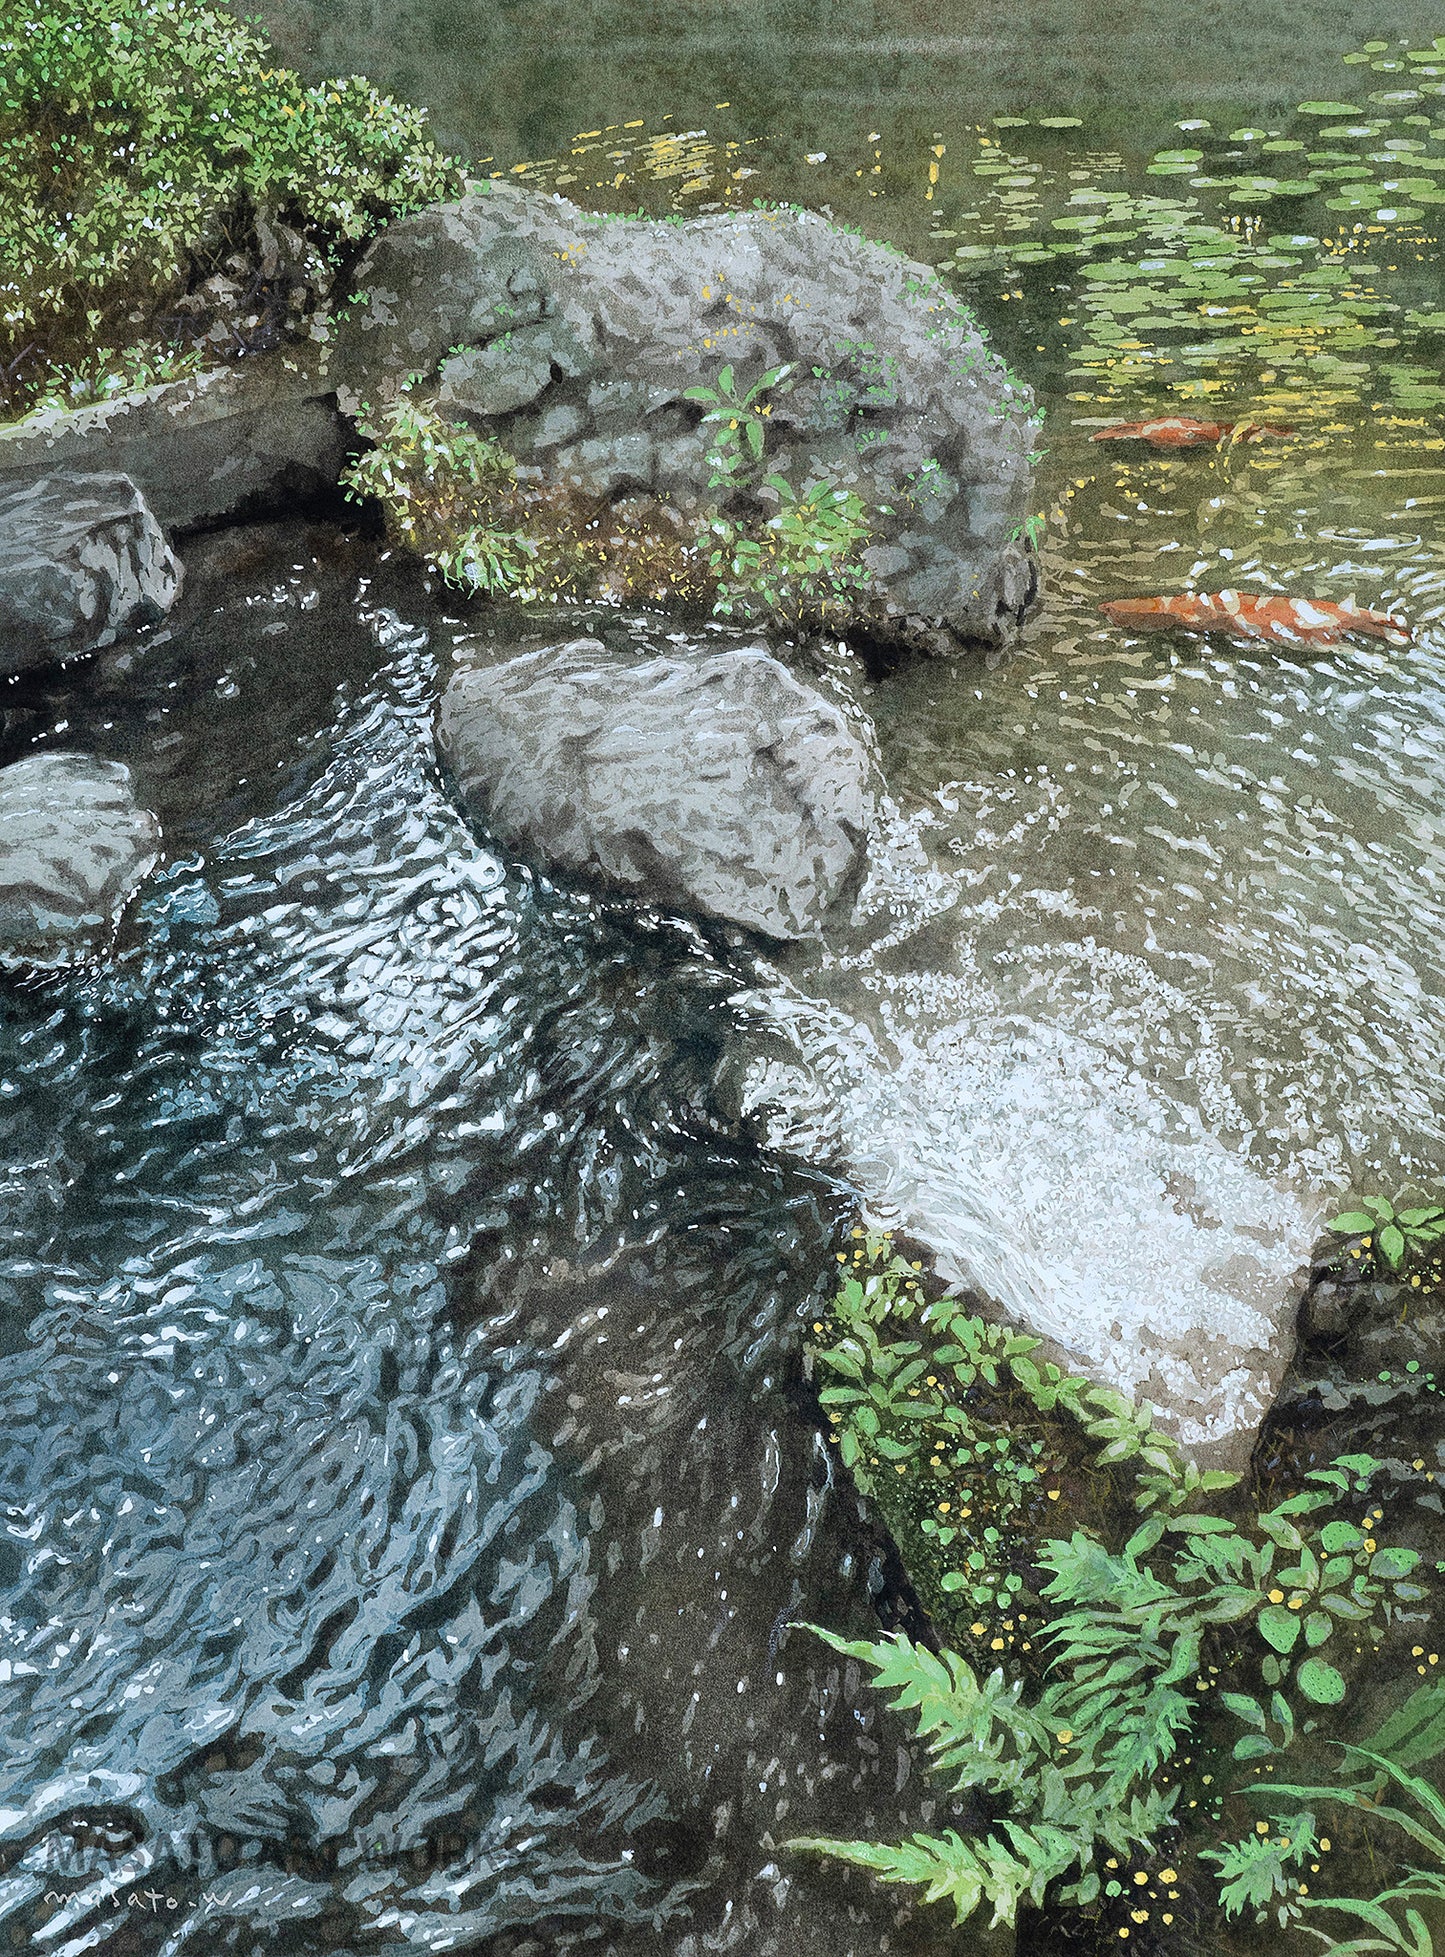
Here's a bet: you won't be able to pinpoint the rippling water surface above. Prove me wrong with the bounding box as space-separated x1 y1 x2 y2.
7 19 1445 1950
424 54 1445 1439
0 538 964 1954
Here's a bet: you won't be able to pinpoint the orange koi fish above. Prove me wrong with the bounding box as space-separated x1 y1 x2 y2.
1091 416 1293 448
1099 590 1411 648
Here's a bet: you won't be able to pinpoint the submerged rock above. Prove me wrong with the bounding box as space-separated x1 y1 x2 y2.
437 634 874 938
0 474 182 674
333 183 1041 653
0 753 161 968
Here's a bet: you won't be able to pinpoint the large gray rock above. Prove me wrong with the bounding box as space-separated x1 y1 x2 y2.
0 753 161 968
335 184 1040 654
0 474 181 674
437 636 874 937
0 352 344 534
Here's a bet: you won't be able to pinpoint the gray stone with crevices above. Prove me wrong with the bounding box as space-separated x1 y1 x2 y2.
0 753 161 968
437 635 874 938
334 183 1041 653
0 473 182 674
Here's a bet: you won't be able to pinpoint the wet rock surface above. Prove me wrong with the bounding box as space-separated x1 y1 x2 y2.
0 473 181 673
437 631 876 938
333 183 1041 653
0 750 160 968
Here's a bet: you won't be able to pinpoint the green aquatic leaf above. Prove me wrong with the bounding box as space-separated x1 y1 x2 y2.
1259 1606 1301 1654
1298 101 1364 116
1297 1658 1347 1705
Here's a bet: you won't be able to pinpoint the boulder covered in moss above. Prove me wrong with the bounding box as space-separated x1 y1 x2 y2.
0 473 182 675
332 184 1041 654
0 752 160 969
438 633 874 937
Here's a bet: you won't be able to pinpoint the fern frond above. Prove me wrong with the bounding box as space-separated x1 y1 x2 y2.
786 1830 988 1924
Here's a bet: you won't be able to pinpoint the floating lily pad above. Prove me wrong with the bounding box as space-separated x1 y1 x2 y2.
1298 101 1364 115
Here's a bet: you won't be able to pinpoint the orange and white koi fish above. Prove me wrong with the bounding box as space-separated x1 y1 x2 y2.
1090 416 1294 448
1099 590 1411 648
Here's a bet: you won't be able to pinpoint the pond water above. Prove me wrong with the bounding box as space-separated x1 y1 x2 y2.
370 31 1445 1449
6 9 1445 1954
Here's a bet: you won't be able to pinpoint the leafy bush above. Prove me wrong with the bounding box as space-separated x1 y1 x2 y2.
793 1235 1431 1940
0 0 462 415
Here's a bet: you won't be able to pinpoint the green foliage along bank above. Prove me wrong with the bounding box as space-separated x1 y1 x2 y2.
0 0 461 417
793 1233 1438 1949
341 375 880 630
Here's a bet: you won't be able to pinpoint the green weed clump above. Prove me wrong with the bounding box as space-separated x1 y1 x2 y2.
0 0 462 417
795 1233 1435 1946
341 388 718 606
343 370 880 629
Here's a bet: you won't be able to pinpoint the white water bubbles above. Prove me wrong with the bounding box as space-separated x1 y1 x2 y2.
740 795 1318 1461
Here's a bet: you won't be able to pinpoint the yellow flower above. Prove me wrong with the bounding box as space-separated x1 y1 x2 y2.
1159 1869 1178 1885
1268 1589 1284 1603
1256 1822 1270 1836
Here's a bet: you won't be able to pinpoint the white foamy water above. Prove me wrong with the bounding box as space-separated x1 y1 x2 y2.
741 807 1322 1461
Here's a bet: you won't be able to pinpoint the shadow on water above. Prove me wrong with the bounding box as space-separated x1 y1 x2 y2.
0 524 983 1954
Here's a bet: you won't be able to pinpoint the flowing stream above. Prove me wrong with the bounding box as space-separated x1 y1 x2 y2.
6 10 1445 1952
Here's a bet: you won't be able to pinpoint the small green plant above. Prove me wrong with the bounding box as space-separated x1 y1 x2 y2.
342 390 546 595
683 360 795 488
677 358 879 625
793 1235 1429 1935
708 474 875 627
1328 1196 1445 1278
1230 1682 1445 1950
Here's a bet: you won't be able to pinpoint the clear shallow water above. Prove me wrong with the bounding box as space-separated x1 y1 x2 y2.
412 52 1445 1443
0 536 961 1955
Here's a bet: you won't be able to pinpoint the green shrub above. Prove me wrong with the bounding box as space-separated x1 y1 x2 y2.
793 1234 1431 1940
0 0 462 416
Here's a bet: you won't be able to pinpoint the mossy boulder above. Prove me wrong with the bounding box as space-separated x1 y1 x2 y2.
333 184 1042 654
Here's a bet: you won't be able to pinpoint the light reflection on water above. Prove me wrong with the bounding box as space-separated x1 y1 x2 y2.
454 66 1445 1435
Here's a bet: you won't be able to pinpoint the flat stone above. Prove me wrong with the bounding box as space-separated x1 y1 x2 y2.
0 752 161 968
0 474 181 674
0 353 343 532
437 634 875 938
